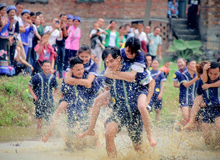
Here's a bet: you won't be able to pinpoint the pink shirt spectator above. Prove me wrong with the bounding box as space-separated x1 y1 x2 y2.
34 43 56 62
65 25 81 50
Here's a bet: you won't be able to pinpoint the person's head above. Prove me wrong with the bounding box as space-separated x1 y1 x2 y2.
145 53 152 68
21 9 30 22
145 26 151 34
164 61 170 68
35 16 41 25
73 16 80 28
15 2 23 15
176 58 186 70
208 62 220 81
125 37 141 59
41 32 49 43
109 20 117 30
217 58 220 63
153 26 161 36
152 59 159 71
196 61 209 78
40 16 45 25
36 11 43 20
7 5 17 19
102 47 121 71
30 12 36 23
94 56 99 65
41 60 51 75
60 14 67 23
77 44 91 64
51 17 59 28
119 25 125 35
137 22 144 32
186 59 197 72
0 3 7 16
69 57 84 78
93 23 99 30
97 18 104 28
66 15 73 27
124 24 130 33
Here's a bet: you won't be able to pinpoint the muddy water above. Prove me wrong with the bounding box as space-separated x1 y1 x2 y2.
0 121 220 160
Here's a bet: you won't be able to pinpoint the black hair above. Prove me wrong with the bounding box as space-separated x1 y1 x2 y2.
60 14 66 18
124 24 130 27
30 12 35 17
177 57 185 62
110 20 116 24
210 62 220 70
119 25 124 30
217 58 220 63
15 2 22 6
69 57 83 68
78 44 91 55
154 26 161 31
102 47 120 61
186 59 195 66
0 6 6 11
42 60 51 65
36 12 42 16
125 37 141 55
138 22 144 25
152 58 159 63
145 53 151 57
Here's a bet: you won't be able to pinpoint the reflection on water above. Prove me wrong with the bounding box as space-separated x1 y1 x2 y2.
0 121 220 160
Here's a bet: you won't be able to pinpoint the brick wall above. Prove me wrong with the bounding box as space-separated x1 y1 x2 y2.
199 0 220 60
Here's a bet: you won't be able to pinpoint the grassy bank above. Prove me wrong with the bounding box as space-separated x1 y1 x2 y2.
0 75 34 126
0 63 179 127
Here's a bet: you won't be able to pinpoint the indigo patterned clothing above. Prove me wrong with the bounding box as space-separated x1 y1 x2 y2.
173 66 188 83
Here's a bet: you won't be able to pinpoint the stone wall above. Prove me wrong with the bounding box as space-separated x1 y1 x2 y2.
199 0 220 60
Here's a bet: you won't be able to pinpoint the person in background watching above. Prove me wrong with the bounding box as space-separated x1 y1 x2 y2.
145 53 152 70
186 0 200 31
148 27 162 60
168 0 179 18
118 25 126 48
144 26 153 52
173 58 187 88
159 61 170 78
105 20 119 48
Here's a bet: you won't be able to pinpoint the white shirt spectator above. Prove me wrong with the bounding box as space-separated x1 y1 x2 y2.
135 29 148 43
108 31 116 47
14 15 24 41
44 26 61 46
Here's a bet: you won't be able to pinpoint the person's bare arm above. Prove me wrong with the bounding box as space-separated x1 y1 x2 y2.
62 23 68 38
145 79 155 106
173 81 180 88
34 29 41 40
105 68 137 82
158 81 165 100
64 72 95 88
157 45 162 59
182 77 199 88
197 4 200 15
201 63 210 83
186 4 189 15
28 84 38 101
53 88 58 99
202 80 220 90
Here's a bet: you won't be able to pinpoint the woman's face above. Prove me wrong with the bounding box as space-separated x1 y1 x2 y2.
146 56 152 68
152 60 159 70
31 15 36 23
35 16 40 25
41 34 49 42
73 19 80 28
78 51 91 64
67 19 73 27
110 21 116 29
8 10 16 19
119 27 125 35
0 7 6 16
22 13 30 22
125 46 136 59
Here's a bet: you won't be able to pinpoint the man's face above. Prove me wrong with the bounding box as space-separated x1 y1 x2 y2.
208 68 220 81
104 54 121 71
154 28 161 36
145 26 150 34
16 4 23 15
137 23 144 32
70 64 84 78
177 59 185 70
52 18 59 27
187 61 197 72
61 15 67 23
42 62 51 75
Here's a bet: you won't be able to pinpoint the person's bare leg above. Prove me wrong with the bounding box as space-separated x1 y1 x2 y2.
184 96 203 130
155 109 161 125
138 94 157 147
202 123 212 145
105 122 119 158
133 142 143 153
77 91 111 138
179 107 189 127
37 118 42 135
42 101 67 142
215 117 220 144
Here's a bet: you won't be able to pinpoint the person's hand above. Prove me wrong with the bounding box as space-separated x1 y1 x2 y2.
55 23 60 29
197 11 200 15
202 83 210 90
200 102 207 107
185 10 188 15
158 55 162 60
8 36 14 46
61 23 66 29
50 68 55 74
30 65 34 72
157 94 162 100
27 19 32 24
104 68 114 79
33 94 38 101
203 63 210 71
41 38 48 46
